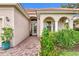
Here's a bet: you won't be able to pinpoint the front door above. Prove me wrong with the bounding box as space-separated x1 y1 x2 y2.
31 21 37 35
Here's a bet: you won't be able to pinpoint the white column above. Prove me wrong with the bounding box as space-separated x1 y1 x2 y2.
69 20 73 29
55 21 58 32
37 15 40 37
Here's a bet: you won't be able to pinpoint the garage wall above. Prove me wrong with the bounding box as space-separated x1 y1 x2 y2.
13 8 30 47
0 7 14 47
0 7 14 28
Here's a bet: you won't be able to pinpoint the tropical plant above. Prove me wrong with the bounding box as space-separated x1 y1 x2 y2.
0 27 13 49
72 30 79 43
1 27 13 42
40 28 61 56
40 28 79 56
56 29 79 49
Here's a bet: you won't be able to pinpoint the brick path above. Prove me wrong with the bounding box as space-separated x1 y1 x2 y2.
0 36 40 56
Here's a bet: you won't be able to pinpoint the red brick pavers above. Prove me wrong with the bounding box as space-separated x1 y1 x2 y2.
0 36 40 56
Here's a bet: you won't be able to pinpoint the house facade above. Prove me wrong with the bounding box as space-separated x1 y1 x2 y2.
27 8 79 37
0 3 30 47
0 3 79 47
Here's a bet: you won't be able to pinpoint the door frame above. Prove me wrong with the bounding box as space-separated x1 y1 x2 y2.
31 21 37 35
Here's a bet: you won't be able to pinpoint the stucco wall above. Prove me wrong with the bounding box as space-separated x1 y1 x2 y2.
0 7 14 47
12 8 30 47
0 7 14 28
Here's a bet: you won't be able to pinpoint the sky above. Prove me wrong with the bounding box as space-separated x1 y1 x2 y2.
21 3 63 9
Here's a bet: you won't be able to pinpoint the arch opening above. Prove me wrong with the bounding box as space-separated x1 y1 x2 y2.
58 17 69 30
30 16 37 36
73 17 79 31
43 17 55 31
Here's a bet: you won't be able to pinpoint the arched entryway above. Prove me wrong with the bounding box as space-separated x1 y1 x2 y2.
43 17 55 31
30 17 37 35
73 17 79 31
58 17 69 30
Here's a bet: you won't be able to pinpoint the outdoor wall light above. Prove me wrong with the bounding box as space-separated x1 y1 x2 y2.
6 16 10 22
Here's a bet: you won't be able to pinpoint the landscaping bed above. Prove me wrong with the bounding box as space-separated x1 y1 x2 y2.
40 28 79 56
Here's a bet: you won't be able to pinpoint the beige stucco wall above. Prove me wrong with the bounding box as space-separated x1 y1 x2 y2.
0 6 30 47
0 7 14 28
0 7 14 47
12 8 30 47
39 13 74 36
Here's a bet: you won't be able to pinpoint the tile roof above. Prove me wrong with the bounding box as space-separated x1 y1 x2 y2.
25 8 79 14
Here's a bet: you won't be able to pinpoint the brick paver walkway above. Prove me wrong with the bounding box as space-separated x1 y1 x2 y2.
0 36 40 56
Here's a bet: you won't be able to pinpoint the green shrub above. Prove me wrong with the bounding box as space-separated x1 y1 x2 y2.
1 27 13 42
40 28 54 56
48 32 61 56
73 30 79 43
56 29 79 49
40 28 60 56
40 28 79 56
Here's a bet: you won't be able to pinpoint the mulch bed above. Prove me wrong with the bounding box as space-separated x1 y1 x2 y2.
72 44 79 51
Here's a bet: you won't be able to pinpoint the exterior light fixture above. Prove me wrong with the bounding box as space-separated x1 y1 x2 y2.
6 17 10 22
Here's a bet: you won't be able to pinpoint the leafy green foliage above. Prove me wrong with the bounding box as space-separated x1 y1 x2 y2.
56 29 74 49
40 28 79 56
40 28 60 56
1 27 13 42
72 30 79 43
56 29 79 49
61 3 79 8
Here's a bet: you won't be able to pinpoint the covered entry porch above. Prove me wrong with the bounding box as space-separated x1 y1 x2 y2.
37 13 79 37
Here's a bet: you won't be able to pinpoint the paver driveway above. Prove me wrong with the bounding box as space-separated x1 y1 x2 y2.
0 36 40 56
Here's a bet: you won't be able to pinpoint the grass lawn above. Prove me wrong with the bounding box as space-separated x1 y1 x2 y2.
60 51 79 56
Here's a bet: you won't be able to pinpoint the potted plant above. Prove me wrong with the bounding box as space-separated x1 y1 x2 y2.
1 27 13 50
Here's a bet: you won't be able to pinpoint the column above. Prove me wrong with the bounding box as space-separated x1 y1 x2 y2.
69 20 73 29
37 15 40 37
55 21 58 32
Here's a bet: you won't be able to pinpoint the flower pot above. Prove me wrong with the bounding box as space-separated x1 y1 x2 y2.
2 41 10 50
